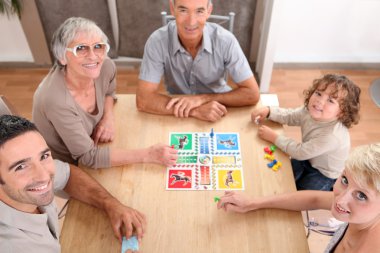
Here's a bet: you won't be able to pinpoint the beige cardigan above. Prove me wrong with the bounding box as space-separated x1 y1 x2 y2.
32 58 116 169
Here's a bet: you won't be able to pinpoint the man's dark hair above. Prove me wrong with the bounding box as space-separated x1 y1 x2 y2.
0 115 38 184
0 115 39 149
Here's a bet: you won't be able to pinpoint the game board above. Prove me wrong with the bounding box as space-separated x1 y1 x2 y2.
166 131 244 190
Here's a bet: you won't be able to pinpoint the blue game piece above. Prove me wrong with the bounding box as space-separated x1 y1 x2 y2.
267 159 277 168
121 236 139 253
210 128 214 138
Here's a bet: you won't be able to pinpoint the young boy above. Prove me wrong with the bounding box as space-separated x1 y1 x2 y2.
251 74 361 190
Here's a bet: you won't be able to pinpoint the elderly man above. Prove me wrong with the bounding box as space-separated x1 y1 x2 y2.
137 0 260 122
0 115 145 252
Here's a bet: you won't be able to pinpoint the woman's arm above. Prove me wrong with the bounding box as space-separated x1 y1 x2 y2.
92 95 115 144
217 190 333 213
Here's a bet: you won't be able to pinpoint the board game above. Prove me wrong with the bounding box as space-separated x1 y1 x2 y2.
166 131 244 190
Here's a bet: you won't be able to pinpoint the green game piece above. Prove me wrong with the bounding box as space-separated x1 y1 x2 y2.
270 145 277 152
214 197 220 202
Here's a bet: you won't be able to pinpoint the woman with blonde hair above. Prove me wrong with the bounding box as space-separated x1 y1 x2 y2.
217 143 380 252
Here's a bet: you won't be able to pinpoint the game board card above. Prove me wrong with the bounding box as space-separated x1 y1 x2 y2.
166 132 244 190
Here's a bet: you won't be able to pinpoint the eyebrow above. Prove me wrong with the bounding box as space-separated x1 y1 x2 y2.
177 5 206 11
8 147 51 171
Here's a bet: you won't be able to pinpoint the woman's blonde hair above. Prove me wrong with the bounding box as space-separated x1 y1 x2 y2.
345 143 380 192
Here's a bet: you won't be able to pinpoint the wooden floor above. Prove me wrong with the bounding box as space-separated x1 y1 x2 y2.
1 67 379 148
1 67 380 253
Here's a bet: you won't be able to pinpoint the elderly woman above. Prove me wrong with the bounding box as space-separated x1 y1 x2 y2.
33 17 177 169
217 143 380 252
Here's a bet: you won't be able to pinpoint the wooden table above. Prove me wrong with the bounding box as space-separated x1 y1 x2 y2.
60 94 309 253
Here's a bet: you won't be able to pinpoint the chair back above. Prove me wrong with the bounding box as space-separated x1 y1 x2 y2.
0 95 18 116
161 11 235 33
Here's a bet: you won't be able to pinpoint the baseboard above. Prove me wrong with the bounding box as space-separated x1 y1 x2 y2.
0 62 50 68
273 62 380 69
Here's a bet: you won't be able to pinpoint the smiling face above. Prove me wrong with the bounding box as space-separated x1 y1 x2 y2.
307 84 342 122
63 32 106 82
0 131 55 213
331 170 380 227
170 0 212 47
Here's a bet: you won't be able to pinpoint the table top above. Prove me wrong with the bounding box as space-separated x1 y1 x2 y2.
60 94 309 253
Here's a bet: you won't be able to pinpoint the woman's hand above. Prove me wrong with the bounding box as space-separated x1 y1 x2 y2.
145 144 178 167
92 114 115 144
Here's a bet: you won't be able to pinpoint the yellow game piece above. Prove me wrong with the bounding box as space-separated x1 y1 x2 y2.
264 154 275 161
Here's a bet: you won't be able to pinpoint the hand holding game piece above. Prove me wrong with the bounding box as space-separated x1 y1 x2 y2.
251 107 270 124
254 116 261 125
146 143 178 166
216 191 254 213
121 236 139 253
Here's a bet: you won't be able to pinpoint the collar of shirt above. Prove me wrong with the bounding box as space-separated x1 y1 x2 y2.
171 22 213 56
0 200 51 235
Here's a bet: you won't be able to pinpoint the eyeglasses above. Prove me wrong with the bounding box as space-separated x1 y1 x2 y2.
66 43 110 57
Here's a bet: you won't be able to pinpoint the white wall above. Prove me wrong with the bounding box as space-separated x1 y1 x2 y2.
1 0 379 64
0 15 33 62
274 0 380 63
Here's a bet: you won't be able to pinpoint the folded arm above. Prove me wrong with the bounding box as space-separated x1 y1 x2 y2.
137 77 259 122
92 95 116 144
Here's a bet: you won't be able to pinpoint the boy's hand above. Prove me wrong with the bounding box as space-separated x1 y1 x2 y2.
251 107 270 124
258 125 278 143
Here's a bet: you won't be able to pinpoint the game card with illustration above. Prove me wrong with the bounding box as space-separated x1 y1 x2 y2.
166 131 244 191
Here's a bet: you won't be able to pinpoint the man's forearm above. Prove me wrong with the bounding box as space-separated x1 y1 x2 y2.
203 86 259 107
63 164 118 211
136 91 175 115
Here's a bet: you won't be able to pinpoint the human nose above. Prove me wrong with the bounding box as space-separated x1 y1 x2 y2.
31 162 51 181
335 188 351 206
86 47 98 59
187 12 197 26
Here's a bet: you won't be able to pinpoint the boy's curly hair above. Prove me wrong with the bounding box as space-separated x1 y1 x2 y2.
303 74 361 128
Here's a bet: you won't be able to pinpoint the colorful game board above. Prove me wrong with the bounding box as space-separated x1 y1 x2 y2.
166 131 244 190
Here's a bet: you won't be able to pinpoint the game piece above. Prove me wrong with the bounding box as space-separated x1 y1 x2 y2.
264 147 273 155
121 236 139 253
267 159 277 168
264 154 275 161
254 116 261 125
272 164 280 171
270 145 277 152
167 132 244 190
214 196 220 202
